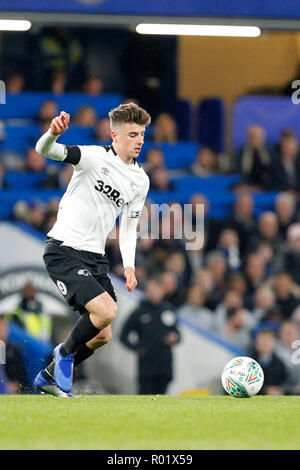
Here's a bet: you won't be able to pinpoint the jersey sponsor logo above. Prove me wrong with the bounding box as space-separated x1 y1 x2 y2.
95 178 125 208
77 269 92 277
56 280 67 296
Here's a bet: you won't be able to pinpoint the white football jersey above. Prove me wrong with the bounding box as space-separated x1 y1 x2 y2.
48 145 149 254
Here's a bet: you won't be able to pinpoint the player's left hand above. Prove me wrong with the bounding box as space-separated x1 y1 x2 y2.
124 267 137 292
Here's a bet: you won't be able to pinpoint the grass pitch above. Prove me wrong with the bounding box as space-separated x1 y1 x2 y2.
0 395 299 450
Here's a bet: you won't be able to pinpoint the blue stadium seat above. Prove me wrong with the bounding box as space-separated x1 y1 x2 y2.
197 98 225 153
2 125 40 152
171 174 240 195
233 95 300 150
140 142 199 170
4 171 48 189
166 99 193 141
0 92 123 120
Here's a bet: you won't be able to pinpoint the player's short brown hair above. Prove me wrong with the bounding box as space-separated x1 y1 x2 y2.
108 102 151 129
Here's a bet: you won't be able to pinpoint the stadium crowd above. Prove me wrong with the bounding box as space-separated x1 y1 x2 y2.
2 63 300 395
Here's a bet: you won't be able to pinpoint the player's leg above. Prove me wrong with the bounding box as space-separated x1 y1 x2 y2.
41 326 112 392
53 293 117 392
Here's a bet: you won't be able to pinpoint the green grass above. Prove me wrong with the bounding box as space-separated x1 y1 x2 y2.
0 395 299 450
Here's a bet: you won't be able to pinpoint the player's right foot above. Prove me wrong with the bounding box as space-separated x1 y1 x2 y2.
53 343 75 393
34 370 75 398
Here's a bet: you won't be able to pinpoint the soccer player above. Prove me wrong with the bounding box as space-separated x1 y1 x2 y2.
33 103 151 397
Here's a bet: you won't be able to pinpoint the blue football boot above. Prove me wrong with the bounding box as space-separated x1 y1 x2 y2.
34 370 75 398
53 343 75 393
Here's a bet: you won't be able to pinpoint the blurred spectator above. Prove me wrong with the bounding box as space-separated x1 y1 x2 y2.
7 282 53 343
82 76 104 96
268 129 300 193
187 193 221 253
194 266 220 311
142 148 165 175
26 148 46 172
256 240 279 277
152 113 178 143
276 321 300 394
37 100 58 126
250 329 288 395
94 118 111 142
0 160 11 189
281 223 300 284
6 72 25 95
178 284 214 331
13 200 47 233
253 285 277 323
188 146 219 176
215 306 252 350
226 272 248 307
234 124 271 189
164 250 192 289
144 240 171 278
159 270 185 308
247 211 283 255
43 198 60 233
0 317 30 394
275 192 296 239
217 228 241 271
49 69 67 95
244 252 267 308
73 105 97 127
205 251 228 305
150 167 175 191
273 272 300 319
40 163 73 190
120 279 180 395
224 191 257 255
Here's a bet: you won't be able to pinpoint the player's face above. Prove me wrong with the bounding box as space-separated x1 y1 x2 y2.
113 123 146 159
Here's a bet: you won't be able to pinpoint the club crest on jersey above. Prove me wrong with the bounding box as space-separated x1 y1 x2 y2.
77 269 92 277
130 181 139 192
95 178 125 208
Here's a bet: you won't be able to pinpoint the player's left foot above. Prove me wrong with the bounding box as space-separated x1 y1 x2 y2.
53 343 75 393
34 370 75 398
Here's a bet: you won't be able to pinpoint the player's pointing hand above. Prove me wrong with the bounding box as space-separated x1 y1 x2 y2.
50 111 70 136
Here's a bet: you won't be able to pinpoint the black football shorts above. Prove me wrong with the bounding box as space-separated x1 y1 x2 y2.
43 237 117 314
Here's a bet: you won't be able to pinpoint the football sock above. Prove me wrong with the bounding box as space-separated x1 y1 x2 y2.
61 313 100 356
74 343 94 366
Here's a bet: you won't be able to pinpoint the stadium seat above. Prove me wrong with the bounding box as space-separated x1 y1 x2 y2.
233 95 300 150
171 174 240 195
0 92 123 120
166 99 193 141
197 98 225 153
139 142 200 170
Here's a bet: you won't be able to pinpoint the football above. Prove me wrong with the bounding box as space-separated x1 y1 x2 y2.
221 356 264 398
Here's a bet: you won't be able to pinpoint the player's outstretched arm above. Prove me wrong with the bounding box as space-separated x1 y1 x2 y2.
35 111 71 161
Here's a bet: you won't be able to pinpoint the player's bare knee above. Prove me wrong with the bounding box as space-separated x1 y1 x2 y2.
91 302 117 328
101 304 117 327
